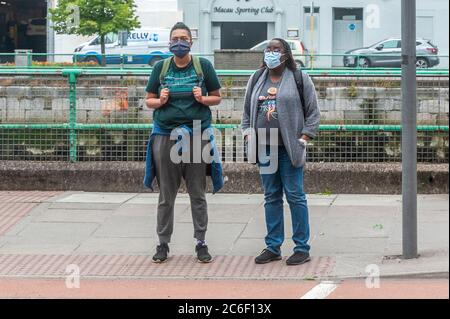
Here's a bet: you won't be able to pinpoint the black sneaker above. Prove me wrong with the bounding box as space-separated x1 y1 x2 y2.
286 251 311 266
255 249 282 264
196 243 213 263
152 243 169 263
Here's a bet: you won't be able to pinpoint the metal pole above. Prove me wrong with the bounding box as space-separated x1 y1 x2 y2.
63 70 81 163
310 2 315 69
401 0 418 259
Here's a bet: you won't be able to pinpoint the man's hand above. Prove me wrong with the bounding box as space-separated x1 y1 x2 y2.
160 88 170 106
193 86 204 104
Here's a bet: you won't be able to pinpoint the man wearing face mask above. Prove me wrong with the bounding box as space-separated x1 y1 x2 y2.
144 22 223 264
241 38 321 266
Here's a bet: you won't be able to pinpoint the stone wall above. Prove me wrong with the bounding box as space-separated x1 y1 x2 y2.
1 85 448 125
1 161 448 194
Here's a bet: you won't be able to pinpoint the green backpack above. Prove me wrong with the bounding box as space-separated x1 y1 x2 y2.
159 56 204 98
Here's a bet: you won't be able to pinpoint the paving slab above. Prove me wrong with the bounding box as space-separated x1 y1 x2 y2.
332 195 402 207
312 237 389 255
178 204 258 224
32 209 114 223
49 202 122 210
0 243 80 255
92 216 156 238
55 193 137 204
113 204 189 217
127 194 191 205
74 237 157 254
13 222 99 245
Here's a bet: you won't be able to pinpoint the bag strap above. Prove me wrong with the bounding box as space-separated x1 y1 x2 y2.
159 57 173 85
294 69 306 114
250 68 265 93
192 55 204 81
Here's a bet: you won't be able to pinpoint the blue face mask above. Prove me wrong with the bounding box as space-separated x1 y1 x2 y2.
169 40 191 58
264 51 285 69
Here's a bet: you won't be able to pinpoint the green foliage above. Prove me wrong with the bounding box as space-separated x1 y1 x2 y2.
346 81 359 99
50 0 141 36
50 0 141 66
317 189 333 196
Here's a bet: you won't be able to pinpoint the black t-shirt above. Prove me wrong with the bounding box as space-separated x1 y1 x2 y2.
256 76 283 146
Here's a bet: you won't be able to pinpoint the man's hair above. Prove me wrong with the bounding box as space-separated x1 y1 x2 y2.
170 22 192 40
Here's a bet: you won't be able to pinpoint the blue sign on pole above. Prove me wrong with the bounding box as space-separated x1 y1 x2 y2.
348 23 357 31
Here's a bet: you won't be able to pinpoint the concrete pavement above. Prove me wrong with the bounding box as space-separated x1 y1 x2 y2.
0 191 448 281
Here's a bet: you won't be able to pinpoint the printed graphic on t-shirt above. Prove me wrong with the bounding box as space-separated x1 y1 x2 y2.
162 67 200 97
258 87 278 122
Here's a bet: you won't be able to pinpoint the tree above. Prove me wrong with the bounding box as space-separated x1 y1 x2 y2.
50 0 141 66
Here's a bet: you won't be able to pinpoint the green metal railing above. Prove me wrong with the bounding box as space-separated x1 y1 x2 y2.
0 68 448 163
0 67 448 76
1 52 448 71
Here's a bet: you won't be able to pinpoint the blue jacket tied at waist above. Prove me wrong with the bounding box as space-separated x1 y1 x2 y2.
143 123 224 194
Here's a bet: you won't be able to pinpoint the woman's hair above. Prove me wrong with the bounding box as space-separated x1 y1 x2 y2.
260 38 297 71
170 22 192 40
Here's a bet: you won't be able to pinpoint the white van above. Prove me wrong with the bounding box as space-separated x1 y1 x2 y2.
73 28 172 66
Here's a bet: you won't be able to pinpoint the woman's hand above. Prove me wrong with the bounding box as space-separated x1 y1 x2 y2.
299 135 310 146
300 135 310 141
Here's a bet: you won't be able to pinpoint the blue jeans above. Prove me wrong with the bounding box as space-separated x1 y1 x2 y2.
259 145 310 255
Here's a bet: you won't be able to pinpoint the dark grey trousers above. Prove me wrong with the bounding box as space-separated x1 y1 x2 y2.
152 134 208 244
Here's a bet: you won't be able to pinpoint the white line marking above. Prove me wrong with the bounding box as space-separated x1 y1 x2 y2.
301 281 338 299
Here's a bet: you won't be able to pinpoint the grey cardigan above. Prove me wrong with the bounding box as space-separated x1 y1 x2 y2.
241 67 321 168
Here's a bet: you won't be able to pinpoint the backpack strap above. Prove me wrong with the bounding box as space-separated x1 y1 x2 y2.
250 68 266 93
293 69 306 114
192 56 204 83
159 57 173 86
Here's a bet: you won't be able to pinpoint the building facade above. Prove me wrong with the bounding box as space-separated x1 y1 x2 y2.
178 0 449 67
1 0 447 67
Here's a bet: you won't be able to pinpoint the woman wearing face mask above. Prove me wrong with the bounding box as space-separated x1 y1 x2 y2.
144 22 223 264
241 38 321 266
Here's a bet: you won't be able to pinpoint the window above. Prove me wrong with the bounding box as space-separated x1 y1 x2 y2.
30 18 46 26
105 33 118 44
191 28 199 39
252 41 268 51
397 41 426 48
333 8 363 20
288 41 300 51
90 33 118 46
287 29 299 38
304 7 320 14
90 37 100 45
381 40 399 49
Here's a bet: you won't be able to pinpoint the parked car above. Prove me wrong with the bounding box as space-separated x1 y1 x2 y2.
73 28 172 66
250 39 309 68
343 38 440 68
26 18 47 36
